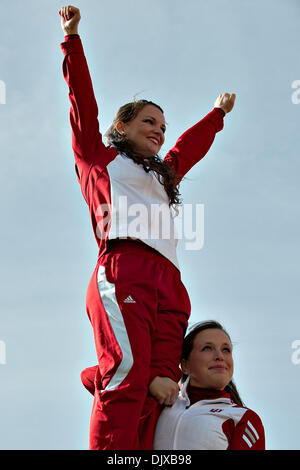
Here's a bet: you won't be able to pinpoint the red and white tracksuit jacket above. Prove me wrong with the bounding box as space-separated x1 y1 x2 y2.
61 34 225 450
153 377 265 450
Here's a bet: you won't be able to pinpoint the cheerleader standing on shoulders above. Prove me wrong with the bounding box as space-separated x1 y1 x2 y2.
59 5 236 450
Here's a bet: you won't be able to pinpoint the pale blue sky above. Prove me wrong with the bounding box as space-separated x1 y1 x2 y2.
0 0 299 450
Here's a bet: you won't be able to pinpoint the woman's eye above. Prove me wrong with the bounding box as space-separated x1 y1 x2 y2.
144 119 165 134
202 346 211 351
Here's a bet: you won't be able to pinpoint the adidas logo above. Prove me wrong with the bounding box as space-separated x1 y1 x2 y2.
242 420 260 448
123 295 136 303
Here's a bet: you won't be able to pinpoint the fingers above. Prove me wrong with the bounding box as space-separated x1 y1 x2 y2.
58 5 79 20
225 93 235 103
219 92 236 101
221 92 235 102
164 394 178 406
58 6 72 20
158 394 177 406
157 391 178 406
162 384 179 406
214 92 236 114
59 5 81 34
149 376 179 406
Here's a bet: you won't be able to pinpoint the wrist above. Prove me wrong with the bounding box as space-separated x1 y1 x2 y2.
63 28 78 36
214 106 226 117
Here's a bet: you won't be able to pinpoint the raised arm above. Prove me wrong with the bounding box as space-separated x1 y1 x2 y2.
163 93 236 184
59 6 111 189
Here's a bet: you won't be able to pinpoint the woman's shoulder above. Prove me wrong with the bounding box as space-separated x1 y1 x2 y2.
229 403 265 431
227 405 265 449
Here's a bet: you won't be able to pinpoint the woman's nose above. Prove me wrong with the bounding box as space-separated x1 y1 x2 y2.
215 350 225 360
156 129 165 143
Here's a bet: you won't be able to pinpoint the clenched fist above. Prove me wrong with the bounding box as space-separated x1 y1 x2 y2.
149 376 179 406
214 93 236 114
58 5 81 35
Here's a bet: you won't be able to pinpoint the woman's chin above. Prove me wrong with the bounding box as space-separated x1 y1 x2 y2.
131 141 159 158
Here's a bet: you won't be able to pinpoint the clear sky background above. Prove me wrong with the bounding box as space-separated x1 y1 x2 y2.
0 0 299 450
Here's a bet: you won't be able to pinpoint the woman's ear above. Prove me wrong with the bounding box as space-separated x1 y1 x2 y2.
115 121 126 136
180 359 190 375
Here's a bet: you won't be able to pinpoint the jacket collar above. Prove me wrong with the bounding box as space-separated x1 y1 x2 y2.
180 376 232 407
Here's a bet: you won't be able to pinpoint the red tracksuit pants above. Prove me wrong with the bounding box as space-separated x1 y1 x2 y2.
84 240 191 450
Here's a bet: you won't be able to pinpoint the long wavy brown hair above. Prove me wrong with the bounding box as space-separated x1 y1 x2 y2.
104 99 182 208
181 320 245 407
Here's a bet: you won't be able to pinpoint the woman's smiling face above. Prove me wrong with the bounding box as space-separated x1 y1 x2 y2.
181 328 234 390
116 104 166 158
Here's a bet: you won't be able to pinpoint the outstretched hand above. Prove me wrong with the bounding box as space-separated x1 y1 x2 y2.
149 376 179 406
58 5 81 35
214 93 236 114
